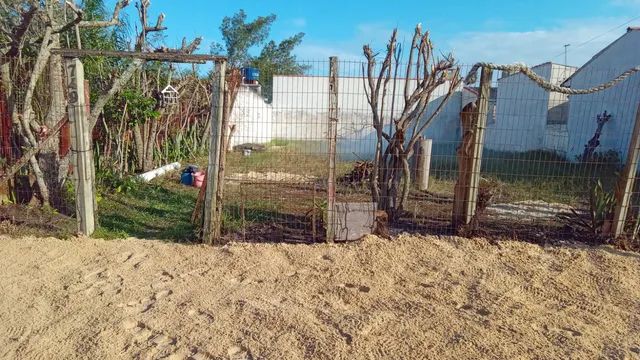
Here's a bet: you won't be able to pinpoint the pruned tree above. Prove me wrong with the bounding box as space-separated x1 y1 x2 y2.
362 25 461 218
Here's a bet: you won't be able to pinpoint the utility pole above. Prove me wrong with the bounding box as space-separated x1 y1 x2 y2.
564 44 571 66
564 44 571 78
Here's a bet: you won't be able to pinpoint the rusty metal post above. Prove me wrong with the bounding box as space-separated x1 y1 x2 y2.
326 56 339 243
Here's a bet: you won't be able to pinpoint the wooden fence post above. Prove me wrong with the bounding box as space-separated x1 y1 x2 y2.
611 103 640 237
416 138 432 191
453 66 493 227
326 56 339 243
65 58 95 236
202 60 226 245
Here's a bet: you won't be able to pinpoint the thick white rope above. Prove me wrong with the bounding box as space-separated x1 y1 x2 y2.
464 62 640 95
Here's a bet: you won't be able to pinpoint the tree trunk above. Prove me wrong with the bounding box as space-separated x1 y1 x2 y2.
133 124 145 171
39 33 68 210
143 119 159 171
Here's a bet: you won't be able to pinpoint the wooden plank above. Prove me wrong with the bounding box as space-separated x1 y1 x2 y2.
51 48 225 63
611 102 640 237
464 67 493 224
326 56 339 243
202 61 226 245
453 67 493 227
452 102 476 227
65 58 95 236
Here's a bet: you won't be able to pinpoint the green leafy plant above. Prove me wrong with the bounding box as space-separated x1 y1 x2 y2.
96 168 141 195
105 89 160 126
559 180 616 235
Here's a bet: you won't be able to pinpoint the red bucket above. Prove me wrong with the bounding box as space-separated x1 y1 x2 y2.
193 171 205 188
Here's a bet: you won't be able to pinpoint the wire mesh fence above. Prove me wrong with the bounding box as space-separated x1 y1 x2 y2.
2 53 640 246
222 59 640 245
0 55 78 236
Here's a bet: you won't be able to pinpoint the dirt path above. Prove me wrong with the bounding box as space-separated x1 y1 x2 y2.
0 234 638 359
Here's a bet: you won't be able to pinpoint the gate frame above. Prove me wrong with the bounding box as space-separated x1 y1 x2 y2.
52 49 226 237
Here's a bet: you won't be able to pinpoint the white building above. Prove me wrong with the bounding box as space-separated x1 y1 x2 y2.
229 85 274 148
564 27 640 161
271 75 464 159
483 62 577 153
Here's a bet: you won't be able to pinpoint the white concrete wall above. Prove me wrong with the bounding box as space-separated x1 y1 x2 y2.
229 86 273 147
483 63 576 153
566 30 640 161
543 64 577 153
271 75 463 159
485 64 547 152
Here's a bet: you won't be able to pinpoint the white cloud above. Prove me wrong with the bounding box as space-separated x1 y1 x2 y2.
445 18 630 67
294 18 632 70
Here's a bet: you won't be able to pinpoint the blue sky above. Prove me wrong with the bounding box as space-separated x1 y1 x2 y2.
108 0 640 66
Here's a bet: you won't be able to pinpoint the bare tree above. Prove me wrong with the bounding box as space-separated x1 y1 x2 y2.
1 0 133 207
0 0 202 207
362 25 461 218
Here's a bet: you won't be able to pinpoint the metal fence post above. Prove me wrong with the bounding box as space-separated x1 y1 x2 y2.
453 66 493 227
611 103 640 237
203 60 226 245
326 56 339 243
65 58 95 236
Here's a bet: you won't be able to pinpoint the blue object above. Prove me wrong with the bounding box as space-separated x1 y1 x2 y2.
184 165 198 174
180 172 193 186
242 67 260 81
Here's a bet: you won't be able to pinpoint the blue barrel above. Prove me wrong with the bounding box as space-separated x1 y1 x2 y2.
242 67 260 81
180 172 193 186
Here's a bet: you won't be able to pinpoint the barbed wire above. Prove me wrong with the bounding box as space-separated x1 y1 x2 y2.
464 62 640 95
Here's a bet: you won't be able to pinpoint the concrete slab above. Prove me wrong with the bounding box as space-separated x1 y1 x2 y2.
331 202 376 241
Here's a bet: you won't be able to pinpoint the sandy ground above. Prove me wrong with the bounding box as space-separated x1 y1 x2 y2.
0 235 639 360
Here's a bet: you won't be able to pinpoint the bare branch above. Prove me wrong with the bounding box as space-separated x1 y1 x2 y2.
3 5 39 57
404 24 421 103
145 13 166 32
78 0 130 28
89 58 144 129
155 37 203 54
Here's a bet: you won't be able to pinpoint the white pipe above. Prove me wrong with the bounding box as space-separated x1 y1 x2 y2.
137 162 181 182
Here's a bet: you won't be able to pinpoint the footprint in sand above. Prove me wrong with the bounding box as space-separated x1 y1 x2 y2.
122 319 214 359
69 268 123 296
228 346 252 360
151 270 175 290
121 319 177 356
117 251 148 269
121 289 173 314
343 283 371 293
187 308 215 324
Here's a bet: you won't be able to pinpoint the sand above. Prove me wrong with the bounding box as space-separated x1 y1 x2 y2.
0 234 639 359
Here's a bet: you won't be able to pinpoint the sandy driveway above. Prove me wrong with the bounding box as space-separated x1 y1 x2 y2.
0 234 638 359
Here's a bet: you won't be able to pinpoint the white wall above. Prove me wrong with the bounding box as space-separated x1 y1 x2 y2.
484 63 576 153
566 30 640 161
271 75 463 159
229 86 273 147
